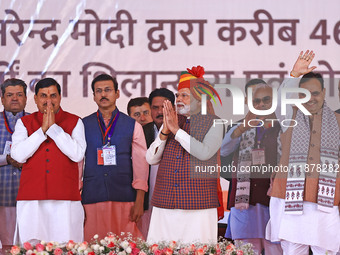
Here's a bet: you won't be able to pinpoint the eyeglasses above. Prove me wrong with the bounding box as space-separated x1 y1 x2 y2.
253 96 272 105
95 88 114 94
133 110 150 118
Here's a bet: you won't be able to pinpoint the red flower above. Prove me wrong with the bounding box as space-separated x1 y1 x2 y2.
23 242 33 251
88 252 96 255
79 241 88 250
129 242 137 249
54 248 63 255
154 250 162 255
189 244 196 252
215 243 221 255
163 248 173 255
35 243 45 252
10 245 21 255
169 241 177 249
194 248 204 255
46 242 54 252
66 240 76 250
131 247 140 255
226 243 234 251
187 66 205 78
150 244 159 252
107 242 115 248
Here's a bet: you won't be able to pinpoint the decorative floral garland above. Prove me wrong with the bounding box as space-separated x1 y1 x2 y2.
9 233 254 255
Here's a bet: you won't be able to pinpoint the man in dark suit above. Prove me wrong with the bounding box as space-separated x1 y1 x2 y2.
138 88 175 239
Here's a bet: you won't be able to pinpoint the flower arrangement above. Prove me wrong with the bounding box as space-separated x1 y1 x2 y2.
9 233 254 255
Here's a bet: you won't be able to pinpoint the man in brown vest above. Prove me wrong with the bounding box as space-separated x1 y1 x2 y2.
146 66 224 243
266 51 340 254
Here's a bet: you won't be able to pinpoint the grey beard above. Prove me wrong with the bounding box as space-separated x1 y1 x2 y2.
176 104 190 115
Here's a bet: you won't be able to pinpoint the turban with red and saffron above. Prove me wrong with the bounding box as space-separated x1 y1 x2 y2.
178 66 224 219
178 65 222 114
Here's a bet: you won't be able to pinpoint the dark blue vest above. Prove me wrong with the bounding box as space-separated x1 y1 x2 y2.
81 109 136 204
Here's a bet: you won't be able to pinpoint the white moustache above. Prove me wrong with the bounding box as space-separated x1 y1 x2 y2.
176 103 190 115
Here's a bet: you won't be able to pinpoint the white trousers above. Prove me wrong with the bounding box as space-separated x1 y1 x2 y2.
281 240 338 255
266 197 340 252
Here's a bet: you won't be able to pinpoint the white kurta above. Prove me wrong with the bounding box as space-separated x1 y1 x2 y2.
11 118 86 245
146 120 224 243
148 124 160 201
266 197 340 252
266 78 340 252
147 207 217 244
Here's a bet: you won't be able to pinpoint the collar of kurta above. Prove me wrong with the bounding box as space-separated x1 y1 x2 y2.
97 107 119 126
312 104 323 116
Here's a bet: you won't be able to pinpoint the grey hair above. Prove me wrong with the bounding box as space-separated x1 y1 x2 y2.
1 78 27 96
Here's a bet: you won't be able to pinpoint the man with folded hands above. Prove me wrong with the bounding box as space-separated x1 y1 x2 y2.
11 78 86 244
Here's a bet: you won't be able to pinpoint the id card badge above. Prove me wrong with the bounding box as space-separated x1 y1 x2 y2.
97 148 104 165
4 141 12 155
103 145 116 166
252 149 265 165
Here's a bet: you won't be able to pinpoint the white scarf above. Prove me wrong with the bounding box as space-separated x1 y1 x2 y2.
285 103 339 214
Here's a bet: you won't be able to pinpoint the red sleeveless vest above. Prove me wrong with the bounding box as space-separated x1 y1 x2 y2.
17 108 81 201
